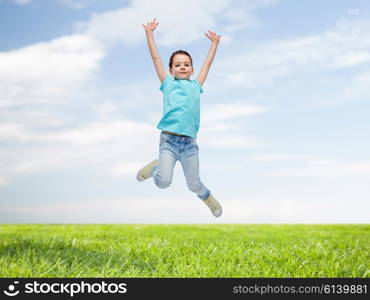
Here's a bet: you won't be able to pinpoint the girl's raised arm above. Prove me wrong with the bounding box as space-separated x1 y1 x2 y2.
197 30 221 86
142 18 167 83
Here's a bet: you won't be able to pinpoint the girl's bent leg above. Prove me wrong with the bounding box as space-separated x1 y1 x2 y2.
153 143 177 189
180 142 210 200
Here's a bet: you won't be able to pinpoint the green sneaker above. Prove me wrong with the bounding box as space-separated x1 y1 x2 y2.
203 194 222 217
136 159 159 182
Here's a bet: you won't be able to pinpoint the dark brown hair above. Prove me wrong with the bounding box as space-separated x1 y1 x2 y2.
169 50 193 69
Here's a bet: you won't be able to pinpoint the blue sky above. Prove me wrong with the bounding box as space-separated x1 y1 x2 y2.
1 0 370 223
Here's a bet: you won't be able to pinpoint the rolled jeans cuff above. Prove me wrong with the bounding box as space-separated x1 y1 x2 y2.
198 190 210 200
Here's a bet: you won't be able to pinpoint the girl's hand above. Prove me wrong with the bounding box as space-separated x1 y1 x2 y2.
142 18 159 33
205 30 221 44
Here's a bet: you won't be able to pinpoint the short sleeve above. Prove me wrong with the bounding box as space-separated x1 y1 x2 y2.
159 75 172 92
193 79 204 94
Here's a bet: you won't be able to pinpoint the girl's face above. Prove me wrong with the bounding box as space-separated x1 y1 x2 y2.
170 54 193 80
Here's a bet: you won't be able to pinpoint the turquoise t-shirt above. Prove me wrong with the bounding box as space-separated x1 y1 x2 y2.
157 75 203 138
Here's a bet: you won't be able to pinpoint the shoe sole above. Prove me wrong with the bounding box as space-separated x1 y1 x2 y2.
213 208 222 217
136 172 144 182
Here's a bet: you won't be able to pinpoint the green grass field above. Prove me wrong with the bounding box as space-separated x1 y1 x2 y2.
0 224 369 278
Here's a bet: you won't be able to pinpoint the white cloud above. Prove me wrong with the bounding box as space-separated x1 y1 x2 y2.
327 51 370 69
77 0 279 46
0 34 105 107
1 70 208 187
44 120 152 145
247 153 303 163
268 160 370 177
0 119 158 186
353 70 370 85
217 20 370 90
196 102 269 148
202 102 269 124
244 153 370 178
200 132 259 148
5 119 153 145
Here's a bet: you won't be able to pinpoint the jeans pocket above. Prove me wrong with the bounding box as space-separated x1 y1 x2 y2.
187 141 199 155
160 135 168 144
160 139 170 150
160 139 166 148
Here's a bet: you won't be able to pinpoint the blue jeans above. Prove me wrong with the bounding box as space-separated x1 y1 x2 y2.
151 131 210 200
